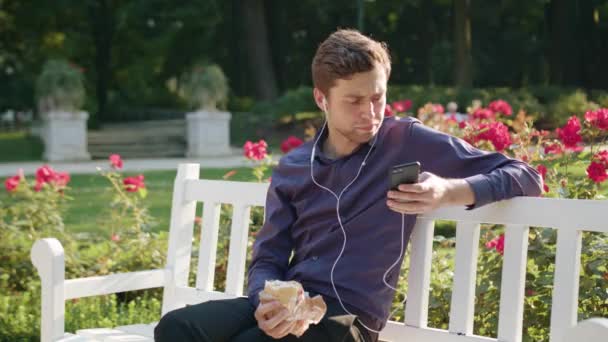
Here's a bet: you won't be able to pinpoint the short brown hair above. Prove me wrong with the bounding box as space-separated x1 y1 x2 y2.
312 29 391 96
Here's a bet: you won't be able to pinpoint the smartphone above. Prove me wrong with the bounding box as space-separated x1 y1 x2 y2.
389 161 421 190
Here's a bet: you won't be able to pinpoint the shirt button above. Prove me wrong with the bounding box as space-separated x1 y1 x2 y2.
312 256 319 261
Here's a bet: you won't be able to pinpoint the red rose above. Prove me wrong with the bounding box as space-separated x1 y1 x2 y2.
485 234 505 255
586 161 608 183
280 136 303 154
472 108 496 120
536 164 549 193
592 150 608 166
536 164 547 179
544 143 563 155
55 172 70 187
123 175 145 192
475 121 512 151
556 116 582 150
392 99 412 113
243 140 268 161
109 154 123 170
384 104 394 117
4 175 20 192
488 99 513 116
36 165 56 184
584 108 608 131
34 165 70 190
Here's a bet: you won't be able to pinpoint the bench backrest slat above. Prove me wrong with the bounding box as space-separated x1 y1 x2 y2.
195 201 222 292
449 222 481 336
225 204 253 296
404 218 435 328
550 228 583 342
497 224 529 342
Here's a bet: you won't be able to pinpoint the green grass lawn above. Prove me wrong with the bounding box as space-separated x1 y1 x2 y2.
0 130 43 162
63 168 263 235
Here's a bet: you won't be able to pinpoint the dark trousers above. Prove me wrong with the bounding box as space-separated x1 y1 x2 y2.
154 296 379 342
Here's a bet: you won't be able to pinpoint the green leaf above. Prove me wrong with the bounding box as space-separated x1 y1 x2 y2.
138 188 148 199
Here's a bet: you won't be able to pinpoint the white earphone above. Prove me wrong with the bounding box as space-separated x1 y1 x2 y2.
310 97 407 334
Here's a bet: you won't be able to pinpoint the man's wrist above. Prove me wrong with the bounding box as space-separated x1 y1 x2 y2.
445 178 476 207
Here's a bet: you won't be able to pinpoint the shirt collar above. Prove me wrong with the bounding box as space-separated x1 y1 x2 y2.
312 122 381 163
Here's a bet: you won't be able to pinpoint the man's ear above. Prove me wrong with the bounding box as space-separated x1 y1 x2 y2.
313 88 328 114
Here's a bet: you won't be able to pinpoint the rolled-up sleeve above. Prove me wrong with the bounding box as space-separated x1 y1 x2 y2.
409 122 543 209
246 161 296 308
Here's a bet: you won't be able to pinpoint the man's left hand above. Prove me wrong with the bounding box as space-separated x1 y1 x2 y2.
290 319 310 337
386 172 474 214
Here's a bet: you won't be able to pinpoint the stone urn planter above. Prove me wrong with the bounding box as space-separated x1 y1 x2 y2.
179 63 232 157
186 110 232 157
36 59 90 161
41 111 90 161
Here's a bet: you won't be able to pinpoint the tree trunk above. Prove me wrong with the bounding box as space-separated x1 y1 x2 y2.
241 0 279 101
547 0 580 85
578 0 595 89
453 0 472 87
89 0 114 122
420 0 435 84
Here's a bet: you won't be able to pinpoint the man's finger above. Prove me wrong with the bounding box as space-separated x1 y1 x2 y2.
388 190 430 203
255 300 282 321
264 308 290 330
291 320 310 337
398 183 429 193
268 319 297 339
387 200 428 214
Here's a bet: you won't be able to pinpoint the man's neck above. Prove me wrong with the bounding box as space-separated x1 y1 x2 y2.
322 130 361 159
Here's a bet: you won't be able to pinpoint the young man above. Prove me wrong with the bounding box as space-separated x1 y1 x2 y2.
155 29 542 342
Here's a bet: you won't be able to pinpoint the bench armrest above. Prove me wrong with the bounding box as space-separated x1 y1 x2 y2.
31 238 168 342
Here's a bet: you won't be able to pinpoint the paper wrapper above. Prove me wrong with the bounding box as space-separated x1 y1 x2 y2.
258 280 327 324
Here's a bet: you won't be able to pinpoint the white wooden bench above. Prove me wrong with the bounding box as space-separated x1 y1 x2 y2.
31 163 608 342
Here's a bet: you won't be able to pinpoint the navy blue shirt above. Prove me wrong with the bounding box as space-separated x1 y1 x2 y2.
247 116 542 331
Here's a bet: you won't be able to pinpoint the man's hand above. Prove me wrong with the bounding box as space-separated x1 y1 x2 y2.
386 172 475 214
290 319 310 338
254 300 297 339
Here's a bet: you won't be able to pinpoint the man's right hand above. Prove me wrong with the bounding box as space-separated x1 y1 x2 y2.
254 300 297 339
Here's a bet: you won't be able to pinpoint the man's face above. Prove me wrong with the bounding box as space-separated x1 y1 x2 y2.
318 64 388 144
